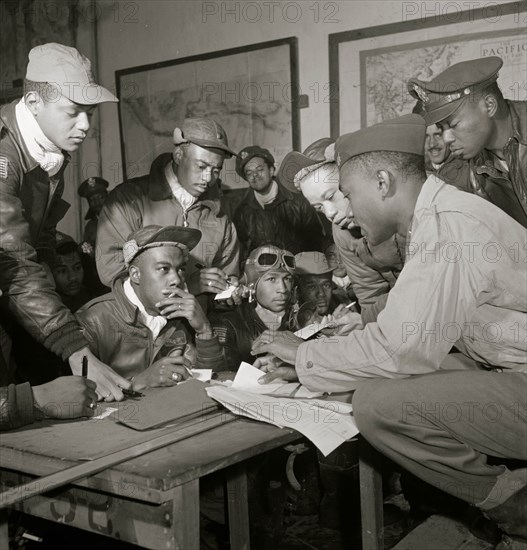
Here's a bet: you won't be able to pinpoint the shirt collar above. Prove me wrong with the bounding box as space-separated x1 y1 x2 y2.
164 162 198 211
123 277 167 339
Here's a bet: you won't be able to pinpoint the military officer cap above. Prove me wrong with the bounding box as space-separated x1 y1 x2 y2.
407 56 503 125
78 176 109 198
335 114 426 169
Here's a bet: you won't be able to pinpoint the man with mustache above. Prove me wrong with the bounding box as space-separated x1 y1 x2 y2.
233 145 325 262
408 56 527 227
0 43 130 400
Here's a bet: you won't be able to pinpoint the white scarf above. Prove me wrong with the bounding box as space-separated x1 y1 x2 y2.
15 99 64 176
254 179 278 208
255 303 284 331
165 162 198 212
123 278 167 340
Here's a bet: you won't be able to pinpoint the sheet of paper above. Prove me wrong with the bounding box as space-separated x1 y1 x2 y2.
232 362 323 398
214 284 237 301
190 368 212 382
294 319 331 340
206 386 359 456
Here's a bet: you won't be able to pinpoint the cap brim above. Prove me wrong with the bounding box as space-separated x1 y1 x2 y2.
423 96 467 125
296 266 336 275
277 152 321 193
60 83 118 105
188 138 234 157
143 227 201 253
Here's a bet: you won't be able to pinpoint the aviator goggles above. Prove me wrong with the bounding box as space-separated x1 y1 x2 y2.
245 250 296 275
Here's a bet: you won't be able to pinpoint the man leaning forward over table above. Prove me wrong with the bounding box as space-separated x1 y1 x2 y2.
252 114 527 550
0 43 131 401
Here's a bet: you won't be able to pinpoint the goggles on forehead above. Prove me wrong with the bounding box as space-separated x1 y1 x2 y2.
246 251 296 274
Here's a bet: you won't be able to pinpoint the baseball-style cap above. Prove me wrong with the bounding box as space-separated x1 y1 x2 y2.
295 251 335 276
278 152 326 194
123 225 201 266
78 176 109 198
173 118 235 157
26 43 118 105
407 57 503 125
302 138 336 161
235 146 275 179
335 114 426 169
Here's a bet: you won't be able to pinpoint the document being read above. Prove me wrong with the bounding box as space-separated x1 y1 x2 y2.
207 364 359 456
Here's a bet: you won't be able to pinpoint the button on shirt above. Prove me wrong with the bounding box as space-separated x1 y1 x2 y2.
296 175 527 392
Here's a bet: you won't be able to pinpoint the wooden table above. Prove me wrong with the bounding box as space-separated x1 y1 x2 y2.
0 412 301 549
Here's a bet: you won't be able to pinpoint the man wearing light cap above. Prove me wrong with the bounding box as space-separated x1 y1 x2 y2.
252 114 527 548
408 56 527 227
77 225 223 387
0 43 129 400
96 117 240 300
232 145 324 261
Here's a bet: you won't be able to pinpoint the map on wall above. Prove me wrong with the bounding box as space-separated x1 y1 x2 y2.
335 10 526 134
117 40 298 186
361 30 526 126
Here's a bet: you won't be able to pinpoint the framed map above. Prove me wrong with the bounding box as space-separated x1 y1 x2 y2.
329 1 526 136
116 37 300 185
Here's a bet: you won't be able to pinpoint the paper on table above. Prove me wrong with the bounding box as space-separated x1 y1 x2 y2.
232 362 323 398
294 319 331 340
206 385 359 456
190 368 212 382
214 284 237 301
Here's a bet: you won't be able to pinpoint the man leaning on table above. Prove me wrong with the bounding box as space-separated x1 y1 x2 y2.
252 114 527 550
0 43 130 401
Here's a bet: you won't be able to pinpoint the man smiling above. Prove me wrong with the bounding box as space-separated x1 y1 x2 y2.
97 117 240 300
233 145 324 261
0 43 129 400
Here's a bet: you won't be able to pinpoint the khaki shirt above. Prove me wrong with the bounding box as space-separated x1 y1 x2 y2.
297 175 527 392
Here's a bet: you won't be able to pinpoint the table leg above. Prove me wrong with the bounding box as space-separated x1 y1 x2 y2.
226 462 250 550
0 508 8 549
172 479 200 550
359 437 384 550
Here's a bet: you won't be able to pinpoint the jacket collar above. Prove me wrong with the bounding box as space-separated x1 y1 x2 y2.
243 178 292 209
506 100 527 147
110 273 182 334
111 273 143 325
0 100 71 173
146 153 222 215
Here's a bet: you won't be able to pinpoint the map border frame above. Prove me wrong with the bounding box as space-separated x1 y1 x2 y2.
115 37 300 181
328 1 526 137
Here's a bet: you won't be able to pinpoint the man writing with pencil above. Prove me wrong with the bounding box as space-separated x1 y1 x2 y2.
76 225 224 389
0 43 130 401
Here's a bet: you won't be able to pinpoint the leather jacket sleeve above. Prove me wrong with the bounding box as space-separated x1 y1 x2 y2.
0 149 88 360
0 382 35 430
95 187 141 287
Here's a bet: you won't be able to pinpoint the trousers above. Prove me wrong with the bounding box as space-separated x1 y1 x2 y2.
353 370 527 507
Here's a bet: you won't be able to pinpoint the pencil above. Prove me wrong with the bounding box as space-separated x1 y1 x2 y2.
82 355 88 378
